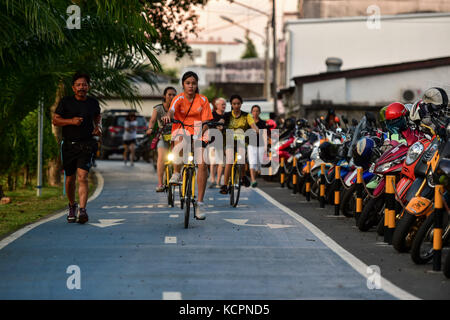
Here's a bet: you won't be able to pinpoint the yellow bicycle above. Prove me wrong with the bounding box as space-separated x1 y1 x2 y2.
172 119 223 228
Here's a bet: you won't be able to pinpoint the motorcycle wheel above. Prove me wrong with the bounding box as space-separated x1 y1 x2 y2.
340 184 357 218
376 212 385 236
444 249 450 278
410 212 435 264
357 195 385 232
392 212 420 253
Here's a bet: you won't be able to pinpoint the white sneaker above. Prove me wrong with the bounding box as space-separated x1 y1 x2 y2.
169 172 182 185
195 202 206 220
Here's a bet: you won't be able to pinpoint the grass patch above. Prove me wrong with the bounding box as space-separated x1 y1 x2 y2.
0 172 98 239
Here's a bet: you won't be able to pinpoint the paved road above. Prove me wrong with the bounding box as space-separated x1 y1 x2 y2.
0 160 418 299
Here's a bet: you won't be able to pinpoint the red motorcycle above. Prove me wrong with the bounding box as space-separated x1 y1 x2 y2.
357 139 409 231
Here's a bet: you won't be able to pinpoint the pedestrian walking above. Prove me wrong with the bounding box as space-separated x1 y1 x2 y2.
123 111 138 166
52 72 102 224
248 105 268 188
208 97 226 188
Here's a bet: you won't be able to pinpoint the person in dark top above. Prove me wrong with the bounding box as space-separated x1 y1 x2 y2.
208 97 226 188
248 105 268 187
53 72 101 224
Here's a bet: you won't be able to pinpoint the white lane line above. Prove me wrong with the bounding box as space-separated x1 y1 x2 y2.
0 170 104 251
163 291 182 300
107 211 176 214
169 215 179 218
253 187 420 301
102 205 129 209
164 236 177 244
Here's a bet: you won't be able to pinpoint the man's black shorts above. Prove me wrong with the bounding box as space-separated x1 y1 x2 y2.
62 139 98 176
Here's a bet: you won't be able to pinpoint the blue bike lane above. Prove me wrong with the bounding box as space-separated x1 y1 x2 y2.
0 160 417 300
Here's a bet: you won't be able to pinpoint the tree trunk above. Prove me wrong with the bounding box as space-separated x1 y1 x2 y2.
7 174 13 191
23 166 29 187
47 82 65 186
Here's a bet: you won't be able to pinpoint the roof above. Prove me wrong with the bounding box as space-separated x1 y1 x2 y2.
284 12 450 27
292 56 450 85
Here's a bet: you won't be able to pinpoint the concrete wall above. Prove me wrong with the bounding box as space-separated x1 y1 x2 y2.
303 78 347 105
294 64 450 123
300 65 450 106
302 0 450 18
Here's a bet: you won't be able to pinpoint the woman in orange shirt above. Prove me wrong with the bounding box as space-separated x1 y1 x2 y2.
162 71 213 220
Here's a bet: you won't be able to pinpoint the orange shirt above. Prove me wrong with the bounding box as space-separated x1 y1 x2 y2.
170 92 213 137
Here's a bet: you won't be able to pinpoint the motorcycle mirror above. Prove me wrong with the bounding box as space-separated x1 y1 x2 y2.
352 119 358 126
341 115 348 124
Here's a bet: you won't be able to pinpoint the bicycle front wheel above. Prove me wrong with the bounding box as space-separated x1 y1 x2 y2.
184 168 192 229
167 165 175 207
230 164 242 207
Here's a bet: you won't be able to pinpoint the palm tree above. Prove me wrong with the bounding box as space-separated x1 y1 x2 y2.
0 0 161 187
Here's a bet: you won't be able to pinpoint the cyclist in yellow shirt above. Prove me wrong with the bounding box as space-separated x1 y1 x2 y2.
219 94 259 194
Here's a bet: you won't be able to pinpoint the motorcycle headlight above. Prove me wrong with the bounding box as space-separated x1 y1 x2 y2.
376 162 392 173
188 155 194 162
405 142 424 165
427 171 435 188
167 153 174 161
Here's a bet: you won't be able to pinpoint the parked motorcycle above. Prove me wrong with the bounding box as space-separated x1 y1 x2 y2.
410 157 450 267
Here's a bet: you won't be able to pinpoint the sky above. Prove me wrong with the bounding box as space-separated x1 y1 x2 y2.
191 0 298 57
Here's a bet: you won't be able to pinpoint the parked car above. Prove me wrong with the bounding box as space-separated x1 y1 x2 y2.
100 109 148 160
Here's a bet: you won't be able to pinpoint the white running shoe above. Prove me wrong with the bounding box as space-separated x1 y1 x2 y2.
195 202 206 220
169 172 182 185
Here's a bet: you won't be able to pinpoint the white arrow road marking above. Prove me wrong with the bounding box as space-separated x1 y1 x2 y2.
163 291 182 300
206 210 256 215
224 219 294 229
103 204 181 209
102 205 128 209
165 236 177 244
266 223 295 229
89 219 125 228
108 211 175 214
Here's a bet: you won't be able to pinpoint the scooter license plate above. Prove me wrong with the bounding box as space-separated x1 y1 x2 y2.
406 197 431 215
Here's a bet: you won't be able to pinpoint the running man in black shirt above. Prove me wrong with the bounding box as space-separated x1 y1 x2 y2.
52 73 102 224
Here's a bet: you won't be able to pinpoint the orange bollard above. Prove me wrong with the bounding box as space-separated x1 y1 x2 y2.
319 163 326 208
334 165 341 216
384 175 396 244
305 161 311 202
433 185 444 271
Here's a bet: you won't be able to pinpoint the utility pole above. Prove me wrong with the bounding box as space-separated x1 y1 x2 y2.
272 0 278 114
264 21 270 101
37 97 44 197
